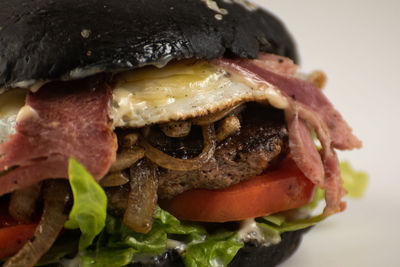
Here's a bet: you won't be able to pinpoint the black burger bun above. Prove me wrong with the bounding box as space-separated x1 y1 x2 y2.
0 0 297 88
1 1 307 266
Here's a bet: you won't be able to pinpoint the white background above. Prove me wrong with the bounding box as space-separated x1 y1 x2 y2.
254 0 400 266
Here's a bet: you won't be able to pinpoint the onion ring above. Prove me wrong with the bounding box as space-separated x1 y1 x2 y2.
141 125 216 171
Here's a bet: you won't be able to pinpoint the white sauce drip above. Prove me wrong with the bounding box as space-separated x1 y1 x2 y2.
29 80 48 92
201 0 228 19
12 79 37 89
166 239 187 253
237 218 281 246
7 80 48 92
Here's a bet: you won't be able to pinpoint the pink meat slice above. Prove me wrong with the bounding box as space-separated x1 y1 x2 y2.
214 56 360 214
216 57 362 150
285 109 324 188
0 77 117 196
293 103 346 215
252 54 298 76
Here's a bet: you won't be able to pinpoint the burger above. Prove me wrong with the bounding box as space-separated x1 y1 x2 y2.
0 0 364 266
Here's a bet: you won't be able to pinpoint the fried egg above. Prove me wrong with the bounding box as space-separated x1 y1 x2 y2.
111 60 288 128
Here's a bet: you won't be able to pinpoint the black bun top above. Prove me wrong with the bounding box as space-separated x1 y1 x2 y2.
0 0 297 88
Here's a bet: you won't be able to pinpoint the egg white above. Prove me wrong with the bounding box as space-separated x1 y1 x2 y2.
111 60 288 128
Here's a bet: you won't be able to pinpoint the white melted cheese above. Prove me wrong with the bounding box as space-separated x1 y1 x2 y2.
111 61 288 128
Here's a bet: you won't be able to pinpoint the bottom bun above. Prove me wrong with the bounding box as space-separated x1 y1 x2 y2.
128 227 310 267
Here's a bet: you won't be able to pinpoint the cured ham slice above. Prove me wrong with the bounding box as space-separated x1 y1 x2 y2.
252 54 298 76
215 56 361 214
216 57 362 150
0 77 117 196
285 110 324 188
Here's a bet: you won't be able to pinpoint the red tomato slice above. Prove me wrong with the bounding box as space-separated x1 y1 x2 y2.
159 158 315 222
0 223 38 259
0 199 38 260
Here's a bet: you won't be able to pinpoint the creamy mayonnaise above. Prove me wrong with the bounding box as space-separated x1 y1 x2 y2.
237 218 281 246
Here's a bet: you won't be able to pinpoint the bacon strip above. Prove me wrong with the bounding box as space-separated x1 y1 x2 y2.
215 56 360 214
0 77 117 196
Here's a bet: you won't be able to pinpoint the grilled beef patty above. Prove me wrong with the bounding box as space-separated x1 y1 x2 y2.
108 104 288 215
157 104 288 199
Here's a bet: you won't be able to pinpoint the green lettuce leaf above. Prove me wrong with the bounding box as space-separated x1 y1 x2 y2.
60 156 368 266
259 214 325 233
183 231 243 267
340 161 369 198
64 157 107 250
81 248 135 267
82 207 242 267
103 207 206 255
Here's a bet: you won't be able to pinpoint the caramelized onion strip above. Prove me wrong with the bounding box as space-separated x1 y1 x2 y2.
100 171 130 187
192 104 243 126
160 121 192 137
123 160 158 234
109 147 145 172
141 125 216 171
216 115 241 142
4 180 70 267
